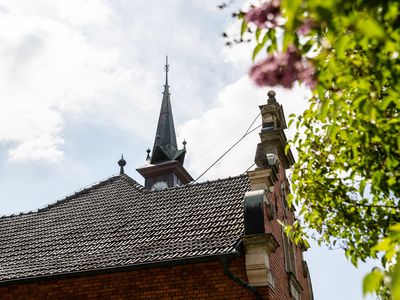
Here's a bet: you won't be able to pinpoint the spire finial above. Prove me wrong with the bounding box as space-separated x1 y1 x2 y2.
146 148 151 161
164 55 169 86
118 154 126 175
267 90 277 104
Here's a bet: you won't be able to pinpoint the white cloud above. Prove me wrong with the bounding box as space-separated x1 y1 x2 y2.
178 75 311 181
0 1 153 162
55 0 111 26
9 134 64 162
220 19 256 69
1 0 111 27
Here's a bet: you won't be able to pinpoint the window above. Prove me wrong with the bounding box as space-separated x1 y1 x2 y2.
282 229 297 276
290 281 301 300
268 269 275 290
281 182 289 214
262 122 275 131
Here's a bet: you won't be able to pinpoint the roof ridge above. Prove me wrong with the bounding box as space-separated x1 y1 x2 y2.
146 173 249 193
0 174 123 220
190 173 249 187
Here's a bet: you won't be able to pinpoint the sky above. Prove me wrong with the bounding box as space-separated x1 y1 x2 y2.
0 1 377 299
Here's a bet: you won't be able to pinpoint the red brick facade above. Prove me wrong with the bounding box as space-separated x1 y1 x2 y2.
264 162 313 300
0 258 270 300
0 250 310 300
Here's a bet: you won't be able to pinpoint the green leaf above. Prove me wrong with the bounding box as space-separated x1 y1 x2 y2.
374 238 391 251
282 31 294 51
301 40 314 53
336 34 352 59
328 124 339 142
315 6 333 26
283 0 301 32
390 224 400 232
255 27 261 42
240 19 248 38
393 262 400 300
356 16 385 40
287 193 294 206
252 43 264 61
388 177 396 187
363 269 384 295
359 180 366 196
358 98 367 113
252 33 269 61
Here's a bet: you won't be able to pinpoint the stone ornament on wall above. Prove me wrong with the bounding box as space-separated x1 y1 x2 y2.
242 234 279 287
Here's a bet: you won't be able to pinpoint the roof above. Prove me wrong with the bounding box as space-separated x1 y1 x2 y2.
0 174 250 283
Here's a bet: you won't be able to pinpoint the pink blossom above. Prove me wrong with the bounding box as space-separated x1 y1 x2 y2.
298 63 317 89
297 19 316 35
249 44 316 89
245 0 281 29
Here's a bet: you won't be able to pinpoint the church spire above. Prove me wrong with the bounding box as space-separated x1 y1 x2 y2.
136 57 192 190
150 57 185 165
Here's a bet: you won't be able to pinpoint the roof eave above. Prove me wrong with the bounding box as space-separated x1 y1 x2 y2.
0 252 240 287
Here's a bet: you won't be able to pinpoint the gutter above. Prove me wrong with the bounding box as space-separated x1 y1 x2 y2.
0 252 238 287
221 257 263 300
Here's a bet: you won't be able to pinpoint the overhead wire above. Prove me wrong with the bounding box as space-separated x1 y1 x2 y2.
192 112 261 184
242 162 256 175
245 111 261 135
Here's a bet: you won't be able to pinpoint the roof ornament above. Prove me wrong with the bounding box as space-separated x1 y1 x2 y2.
267 90 277 104
164 55 170 88
182 140 187 150
146 148 151 162
118 154 127 175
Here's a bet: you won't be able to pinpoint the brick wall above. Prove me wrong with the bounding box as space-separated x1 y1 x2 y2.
264 162 313 300
0 258 270 300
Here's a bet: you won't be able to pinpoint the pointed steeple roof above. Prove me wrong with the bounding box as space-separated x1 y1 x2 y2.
150 57 186 165
137 57 192 189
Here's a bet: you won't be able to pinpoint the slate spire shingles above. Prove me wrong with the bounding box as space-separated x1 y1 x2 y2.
150 57 185 165
0 174 250 282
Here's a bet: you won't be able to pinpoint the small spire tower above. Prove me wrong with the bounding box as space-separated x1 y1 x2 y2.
136 57 193 190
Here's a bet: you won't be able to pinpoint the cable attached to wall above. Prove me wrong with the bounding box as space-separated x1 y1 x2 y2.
192 112 261 184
